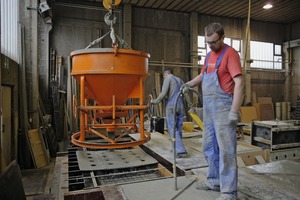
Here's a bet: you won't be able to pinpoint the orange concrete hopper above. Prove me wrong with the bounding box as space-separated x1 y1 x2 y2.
70 48 151 149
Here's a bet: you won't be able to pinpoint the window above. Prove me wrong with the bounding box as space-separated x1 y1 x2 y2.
274 44 282 69
197 36 206 65
197 36 241 65
250 41 282 69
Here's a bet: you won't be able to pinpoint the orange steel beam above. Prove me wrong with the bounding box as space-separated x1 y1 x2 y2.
71 131 151 149
139 78 145 140
79 76 85 141
86 124 136 128
89 128 115 143
80 105 141 128
79 105 147 110
127 113 138 123
85 98 88 129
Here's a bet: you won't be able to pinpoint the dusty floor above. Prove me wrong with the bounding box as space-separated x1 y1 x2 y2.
21 131 300 200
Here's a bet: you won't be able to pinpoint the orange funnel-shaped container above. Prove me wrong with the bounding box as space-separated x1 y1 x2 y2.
71 48 149 105
70 48 151 149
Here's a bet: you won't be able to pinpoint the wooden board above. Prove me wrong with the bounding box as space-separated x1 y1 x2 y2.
28 129 49 168
240 106 258 123
257 97 272 103
253 103 275 120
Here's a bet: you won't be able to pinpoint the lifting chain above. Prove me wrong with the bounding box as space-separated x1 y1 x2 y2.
85 0 131 49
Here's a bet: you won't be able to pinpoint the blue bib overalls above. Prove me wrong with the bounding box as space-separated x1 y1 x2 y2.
166 77 187 154
202 45 238 199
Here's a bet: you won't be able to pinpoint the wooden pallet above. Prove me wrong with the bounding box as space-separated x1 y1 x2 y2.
237 148 270 167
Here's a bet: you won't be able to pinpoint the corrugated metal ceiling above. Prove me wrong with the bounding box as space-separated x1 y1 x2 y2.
55 0 300 24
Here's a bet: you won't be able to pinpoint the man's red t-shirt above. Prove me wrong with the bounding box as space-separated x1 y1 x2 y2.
201 44 242 94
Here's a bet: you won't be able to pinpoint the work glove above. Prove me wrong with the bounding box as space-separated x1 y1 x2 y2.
150 100 157 104
228 111 240 125
180 83 191 93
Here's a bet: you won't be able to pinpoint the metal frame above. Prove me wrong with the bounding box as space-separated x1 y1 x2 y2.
71 75 151 149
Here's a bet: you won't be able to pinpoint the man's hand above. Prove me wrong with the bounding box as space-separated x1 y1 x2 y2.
180 83 191 93
228 111 240 125
150 100 156 104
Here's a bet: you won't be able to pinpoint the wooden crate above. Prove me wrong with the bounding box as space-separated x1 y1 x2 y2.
251 120 300 151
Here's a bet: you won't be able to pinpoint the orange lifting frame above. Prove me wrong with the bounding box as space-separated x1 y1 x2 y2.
70 48 151 149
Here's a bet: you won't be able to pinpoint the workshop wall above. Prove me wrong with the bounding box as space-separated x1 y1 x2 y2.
131 7 190 103
198 15 243 38
51 5 120 60
0 54 19 171
291 47 300 107
46 5 297 116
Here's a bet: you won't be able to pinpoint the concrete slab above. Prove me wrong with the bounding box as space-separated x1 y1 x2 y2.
120 175 220 200
76 148 158 171
242 159 300 199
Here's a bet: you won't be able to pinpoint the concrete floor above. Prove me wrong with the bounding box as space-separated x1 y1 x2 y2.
126 132 300 200
120 159 300 200
21 131 300 200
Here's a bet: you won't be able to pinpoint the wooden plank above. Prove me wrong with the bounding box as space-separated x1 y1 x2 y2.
28 129 49 168
157 163 173 177
255 155 266 164
272 142 300 150
254 136 272 145
237 156 246 167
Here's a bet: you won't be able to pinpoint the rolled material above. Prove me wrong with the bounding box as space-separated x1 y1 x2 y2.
275 102 281 120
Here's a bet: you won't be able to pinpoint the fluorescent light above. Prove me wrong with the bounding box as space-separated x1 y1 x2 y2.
263 3 273 9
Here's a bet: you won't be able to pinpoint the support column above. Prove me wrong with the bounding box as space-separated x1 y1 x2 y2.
242 18 251 104
190 12 199 105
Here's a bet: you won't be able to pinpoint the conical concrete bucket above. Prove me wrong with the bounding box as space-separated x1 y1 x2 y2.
70 48 151 149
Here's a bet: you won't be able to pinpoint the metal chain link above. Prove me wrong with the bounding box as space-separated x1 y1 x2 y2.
86 10 131 49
